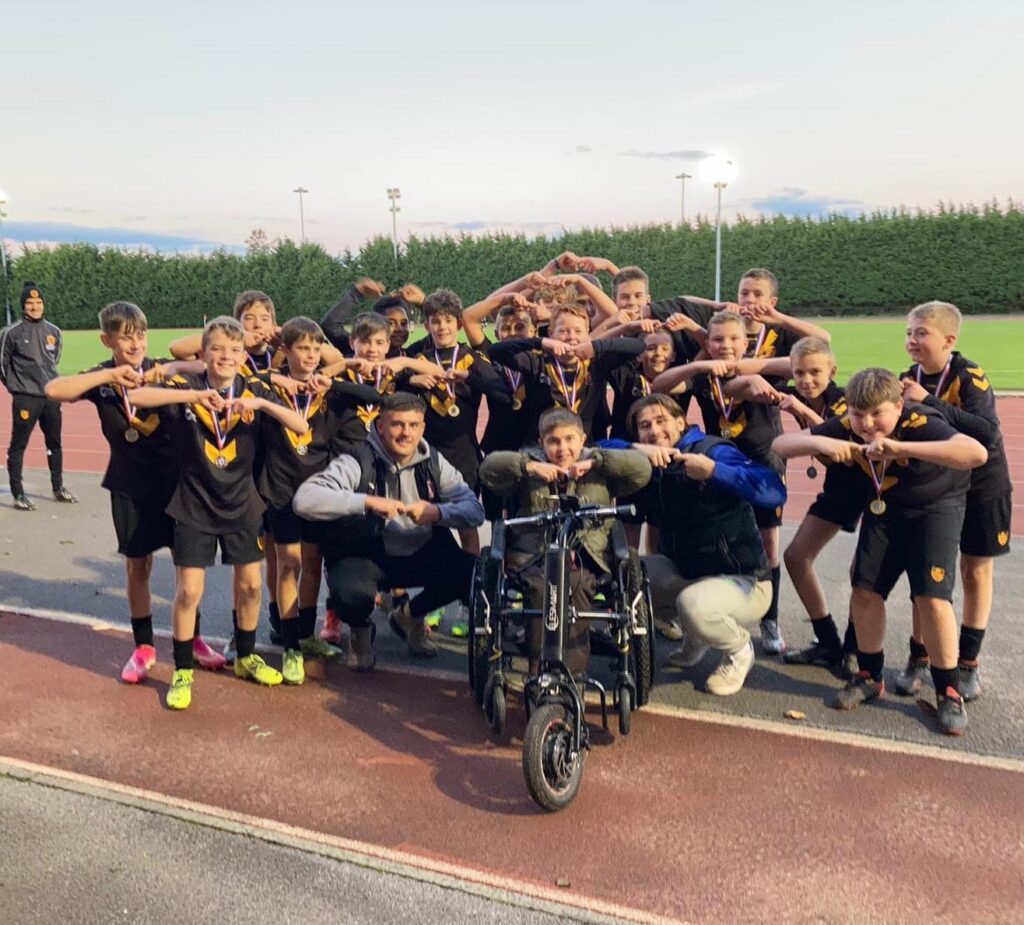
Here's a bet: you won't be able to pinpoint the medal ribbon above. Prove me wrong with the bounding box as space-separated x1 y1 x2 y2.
289 388 314 421
550 359 586 413
247 350 272 373
117 367 143 424
711 376 736 422
205 376 234 451
867 457 888 503
638 374 651 397
916 356 953 399
504 367 523 399
434 345 460 409
747 324 768 358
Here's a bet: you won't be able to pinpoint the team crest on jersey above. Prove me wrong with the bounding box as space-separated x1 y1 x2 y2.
998 531 1009 546
930 566 945 582
19 409 29 420
46 335 57 346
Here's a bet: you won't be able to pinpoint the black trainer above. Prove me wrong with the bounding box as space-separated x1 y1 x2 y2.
784 641 844 667
958 660 981 701
936 687 968 735
833 672 884 711
13 493 36 511
894 655 930 696
53 486 78 503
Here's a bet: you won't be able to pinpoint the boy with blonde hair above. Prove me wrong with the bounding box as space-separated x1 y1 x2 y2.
896 301 1013 700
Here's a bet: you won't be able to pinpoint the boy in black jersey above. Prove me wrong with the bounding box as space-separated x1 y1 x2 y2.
258 317 379 683
773 368 988 735
45 301 224 684
652 311 793 656
128 316 311 711
488 302 645 443
403 290 510 557
777 337 863 671
896 301 1013 701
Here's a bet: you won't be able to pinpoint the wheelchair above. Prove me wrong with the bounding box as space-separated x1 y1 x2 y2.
468 495 656 812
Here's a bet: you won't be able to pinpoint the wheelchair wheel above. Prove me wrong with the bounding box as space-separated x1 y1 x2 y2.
468 550 500 707
626 552 655 707
484 678 508 742
522 702 585 812
617 684 633 736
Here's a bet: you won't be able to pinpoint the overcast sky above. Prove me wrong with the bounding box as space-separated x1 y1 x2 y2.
2 0 1022 254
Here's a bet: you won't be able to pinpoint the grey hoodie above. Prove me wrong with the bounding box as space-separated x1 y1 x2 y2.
293 427 484 557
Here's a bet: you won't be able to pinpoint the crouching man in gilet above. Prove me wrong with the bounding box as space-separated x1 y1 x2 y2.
294 392 485 669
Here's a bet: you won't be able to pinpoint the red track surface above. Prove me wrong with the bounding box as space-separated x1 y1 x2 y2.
4 394 1023 534
2 611 1023 923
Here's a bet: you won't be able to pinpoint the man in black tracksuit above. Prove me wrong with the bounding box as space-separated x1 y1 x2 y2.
0 282 76 509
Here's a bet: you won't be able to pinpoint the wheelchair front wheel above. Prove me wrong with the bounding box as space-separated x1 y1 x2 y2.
484 677 508 742
617 684 633 736
469 551 500 707
522 702 585 812
626 552 655 707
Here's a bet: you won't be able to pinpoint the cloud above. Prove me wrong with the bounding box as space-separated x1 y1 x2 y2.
567 144 593 155
686 81 783 107
748 189 866 219
48 206 93 215
617 149 711 160
2 221 242 254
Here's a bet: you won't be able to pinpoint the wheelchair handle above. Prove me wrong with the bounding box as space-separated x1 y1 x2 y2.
503 503 635 529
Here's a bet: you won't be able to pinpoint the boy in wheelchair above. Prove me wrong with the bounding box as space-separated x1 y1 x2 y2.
478 408 651 678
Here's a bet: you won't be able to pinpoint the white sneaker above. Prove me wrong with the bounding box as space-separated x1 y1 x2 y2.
654 617 684 641
706 640 755 696
760 618 786 655
668 634 710 669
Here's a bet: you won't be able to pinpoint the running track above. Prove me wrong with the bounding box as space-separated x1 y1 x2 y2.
4 396 1022 534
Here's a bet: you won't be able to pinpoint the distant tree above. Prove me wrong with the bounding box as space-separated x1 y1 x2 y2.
245 228 272 255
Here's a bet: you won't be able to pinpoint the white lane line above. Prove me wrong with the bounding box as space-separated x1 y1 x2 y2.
5 605 1023 775
0 755 683 925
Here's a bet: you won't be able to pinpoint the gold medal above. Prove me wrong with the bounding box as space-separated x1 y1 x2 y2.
240 408 255 424
296 444 308 456
124 428 140 443
448 404 461 418
215 455 229 469
869 498 886 515
721 427 732 438
512 398 523 411
806 464 818 479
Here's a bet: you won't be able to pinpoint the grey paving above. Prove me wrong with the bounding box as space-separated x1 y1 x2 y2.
0 774 590 925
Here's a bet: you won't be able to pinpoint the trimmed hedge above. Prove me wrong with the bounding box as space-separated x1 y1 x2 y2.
6 203 1023 329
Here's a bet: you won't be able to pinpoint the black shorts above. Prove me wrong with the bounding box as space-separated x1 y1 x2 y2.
110 492 174 558
960 493 1012 558
808 492 863 534
172 521 265 568
852 505 964 602
265 501 314 546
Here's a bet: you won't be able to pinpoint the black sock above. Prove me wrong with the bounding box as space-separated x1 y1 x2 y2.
131 616 154 647
173 637 195 670
231 609 238 633
194 609 202 637
236 628 256 659
857 649 884 682
909 636 929 661
282 618 301 650
326 595 337 614
763 566 781 623
931 665 961 697
298 606 317 639
810 614 842 650
959 626 985 663
843 620 858 654
269 600 281 631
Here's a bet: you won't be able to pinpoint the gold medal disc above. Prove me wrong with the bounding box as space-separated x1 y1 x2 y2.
124 428 140 443
806 464 818 479
215 455 229 469
296 444 308 456
448 405 461 418
869 498 886 515
512 398 523 411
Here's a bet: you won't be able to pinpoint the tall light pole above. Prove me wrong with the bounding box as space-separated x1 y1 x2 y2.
697 154 737 301
386 187 401 270
675 172 692 226
292 186 308 243
0 190 11 326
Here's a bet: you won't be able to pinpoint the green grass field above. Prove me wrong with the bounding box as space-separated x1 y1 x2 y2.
57 317 1024 389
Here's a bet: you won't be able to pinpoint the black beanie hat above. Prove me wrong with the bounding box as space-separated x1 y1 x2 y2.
20 281 44 310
